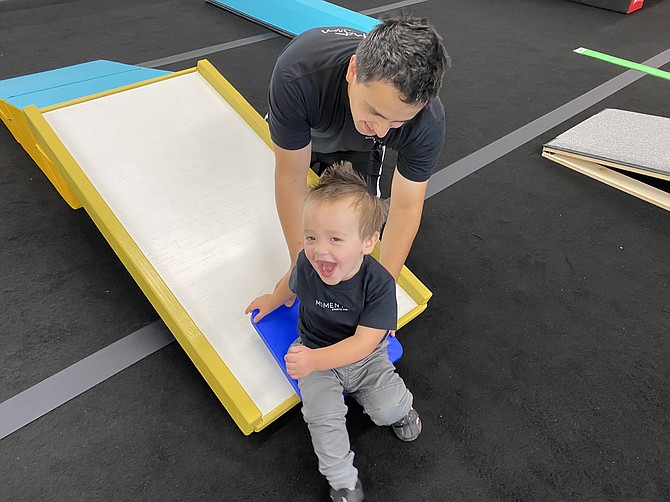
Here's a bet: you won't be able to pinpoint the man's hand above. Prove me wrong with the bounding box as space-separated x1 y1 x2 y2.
285 345 318 379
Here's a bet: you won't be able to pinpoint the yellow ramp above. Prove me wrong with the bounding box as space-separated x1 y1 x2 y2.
25 60 431 434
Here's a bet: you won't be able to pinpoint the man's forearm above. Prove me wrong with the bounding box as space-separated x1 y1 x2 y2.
380 172 428 280
379 210 421 280
273 143 312 263
275 173 308 263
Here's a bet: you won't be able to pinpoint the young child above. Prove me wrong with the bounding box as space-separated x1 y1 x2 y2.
246 162 421 502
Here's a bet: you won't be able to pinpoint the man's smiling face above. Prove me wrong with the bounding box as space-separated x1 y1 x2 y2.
345 55 424 139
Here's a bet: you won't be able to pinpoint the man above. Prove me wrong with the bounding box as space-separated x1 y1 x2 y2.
269 15 450 289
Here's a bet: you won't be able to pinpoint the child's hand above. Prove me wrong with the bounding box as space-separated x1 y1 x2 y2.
245 294 277 323
285 345 318 379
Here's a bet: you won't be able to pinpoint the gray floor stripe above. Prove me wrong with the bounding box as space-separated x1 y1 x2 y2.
425 48 670 199
362 0 430 16
139 33 279 68
0 321 174 440
138 0 429 68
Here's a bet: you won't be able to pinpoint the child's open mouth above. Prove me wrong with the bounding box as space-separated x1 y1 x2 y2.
317 261 337 278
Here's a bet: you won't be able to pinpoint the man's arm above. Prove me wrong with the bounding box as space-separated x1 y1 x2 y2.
379 169 429 280
273 142 312 263
285 325 386 379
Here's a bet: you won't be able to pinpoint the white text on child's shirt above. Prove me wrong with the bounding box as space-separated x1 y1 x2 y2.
315 299 349 312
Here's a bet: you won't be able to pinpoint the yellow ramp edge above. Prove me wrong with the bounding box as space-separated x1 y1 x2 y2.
1 97 81 208
25 66 263 435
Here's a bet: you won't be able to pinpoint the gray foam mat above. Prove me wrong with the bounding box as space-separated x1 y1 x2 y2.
545 108 670 177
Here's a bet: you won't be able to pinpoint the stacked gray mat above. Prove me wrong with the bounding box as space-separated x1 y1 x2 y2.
543 108 670 211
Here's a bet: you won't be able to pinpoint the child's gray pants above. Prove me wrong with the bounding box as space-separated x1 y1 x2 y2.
296 338 413 491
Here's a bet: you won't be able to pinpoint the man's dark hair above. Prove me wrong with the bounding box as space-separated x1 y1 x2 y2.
355 15 450 105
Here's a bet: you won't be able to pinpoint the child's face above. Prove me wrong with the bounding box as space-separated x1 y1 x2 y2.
302 198 378 286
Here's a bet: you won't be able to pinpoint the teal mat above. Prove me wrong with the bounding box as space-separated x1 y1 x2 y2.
0 61 170 109
207 0 379 37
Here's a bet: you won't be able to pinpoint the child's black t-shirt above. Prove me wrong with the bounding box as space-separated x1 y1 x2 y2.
289 251 397 349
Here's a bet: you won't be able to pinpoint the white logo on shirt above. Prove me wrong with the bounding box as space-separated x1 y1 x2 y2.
315 299 349 312
320 28 366 38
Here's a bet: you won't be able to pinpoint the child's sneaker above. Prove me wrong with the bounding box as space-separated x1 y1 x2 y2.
392 407 422 441
330 479 364 502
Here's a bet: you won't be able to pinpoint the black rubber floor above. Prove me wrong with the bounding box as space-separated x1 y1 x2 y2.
1 1 669 500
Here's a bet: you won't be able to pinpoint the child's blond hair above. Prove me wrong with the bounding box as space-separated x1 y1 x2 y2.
306 162 388 238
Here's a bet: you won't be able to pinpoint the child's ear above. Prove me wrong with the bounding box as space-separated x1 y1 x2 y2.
363 231 380 254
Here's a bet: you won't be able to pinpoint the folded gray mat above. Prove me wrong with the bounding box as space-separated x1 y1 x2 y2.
544 108 670 178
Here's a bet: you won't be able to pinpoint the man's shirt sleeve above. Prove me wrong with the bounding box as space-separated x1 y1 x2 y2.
394 98 445 182
268 45 313 151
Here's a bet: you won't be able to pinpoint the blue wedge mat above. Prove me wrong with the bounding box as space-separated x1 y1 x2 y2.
207 0 379 38
0 60 169 109
251 299 403 398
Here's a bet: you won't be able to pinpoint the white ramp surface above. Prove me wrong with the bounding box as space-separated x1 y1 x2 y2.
43 72 296 414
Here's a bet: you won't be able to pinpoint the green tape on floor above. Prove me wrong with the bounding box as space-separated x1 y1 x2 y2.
575 47 670 81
